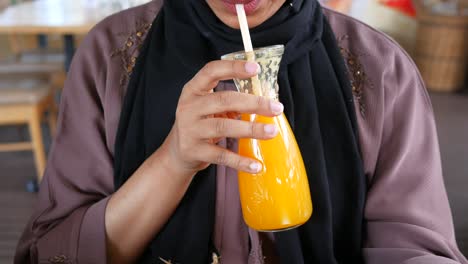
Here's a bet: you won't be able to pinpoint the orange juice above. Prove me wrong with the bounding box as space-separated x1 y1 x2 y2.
238 113 313 231
221 45 312 231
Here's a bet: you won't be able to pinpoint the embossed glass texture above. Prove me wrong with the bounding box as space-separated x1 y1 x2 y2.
221 45 313 231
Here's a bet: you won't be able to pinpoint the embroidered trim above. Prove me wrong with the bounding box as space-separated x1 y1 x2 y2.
338 35 371 118
48 255 71 264
211 252 221 264
158 252 220 264
159 257 175 264
111 21 153 88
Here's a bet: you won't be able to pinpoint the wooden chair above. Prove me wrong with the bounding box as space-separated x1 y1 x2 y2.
0 1 65 182
0 64 61 182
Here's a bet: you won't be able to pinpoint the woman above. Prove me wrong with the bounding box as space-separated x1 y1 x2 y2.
14 0 467 263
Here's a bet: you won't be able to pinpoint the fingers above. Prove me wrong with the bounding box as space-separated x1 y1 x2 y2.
198 144 263 174
198 118 278 140
213 112 241 120
171 59 282 175
194 91 284 117
184 60 260 96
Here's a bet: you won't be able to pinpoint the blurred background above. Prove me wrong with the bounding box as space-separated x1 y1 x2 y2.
0 0 466 263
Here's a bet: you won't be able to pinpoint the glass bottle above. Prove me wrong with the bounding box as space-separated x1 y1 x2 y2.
221 45 313 231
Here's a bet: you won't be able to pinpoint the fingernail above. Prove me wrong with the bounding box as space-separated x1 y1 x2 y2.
245 62 260 74
249 162 262 173
270 101 284 114
264 124 278 136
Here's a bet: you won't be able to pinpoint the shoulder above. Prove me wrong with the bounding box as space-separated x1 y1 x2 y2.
71 0 162 97
323 7 429 109
65 1 163 152
323 8 432 178
88 0 162 41
323 6 411 64
83 0 163 59
324 7 426 91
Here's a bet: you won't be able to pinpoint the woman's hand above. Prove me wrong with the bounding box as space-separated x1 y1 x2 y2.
161 60 284 177
106 60 284 264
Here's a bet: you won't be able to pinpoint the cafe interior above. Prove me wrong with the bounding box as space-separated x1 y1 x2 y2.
0 0 466 263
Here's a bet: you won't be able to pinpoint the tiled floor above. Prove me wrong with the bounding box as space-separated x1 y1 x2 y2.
0 151 37 263
0 128 49 263
0 92 467 263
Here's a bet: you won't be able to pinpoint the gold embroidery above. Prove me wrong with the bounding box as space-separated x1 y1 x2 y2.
341 47 366 117
159 257 174 264
48 255 70 263
158 252 220 263
338 35 371 118
211 252 220 264
111 21 153 87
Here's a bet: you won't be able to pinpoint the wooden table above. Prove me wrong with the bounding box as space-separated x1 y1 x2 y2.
0 0 115 70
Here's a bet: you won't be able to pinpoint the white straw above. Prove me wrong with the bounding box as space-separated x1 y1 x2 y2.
235 4 262 96
235 4 253 52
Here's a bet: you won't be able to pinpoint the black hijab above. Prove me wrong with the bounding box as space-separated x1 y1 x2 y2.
114 0 366 263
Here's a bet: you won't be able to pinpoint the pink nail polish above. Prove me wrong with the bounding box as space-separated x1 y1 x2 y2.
249 162 262 173
264 124 278 135
245 62 260 74
270 101 284 114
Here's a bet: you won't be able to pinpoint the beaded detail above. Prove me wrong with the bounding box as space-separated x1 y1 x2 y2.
111 21 153 87
159 257 174 264
48 255 70 263
211 252 221 264
338 35 371 118
158 253 220 264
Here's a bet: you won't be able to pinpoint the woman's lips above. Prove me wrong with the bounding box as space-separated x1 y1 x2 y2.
222 0 261 15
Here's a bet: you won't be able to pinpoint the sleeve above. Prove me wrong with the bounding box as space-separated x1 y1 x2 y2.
14 25 114 264
362 47 468 263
